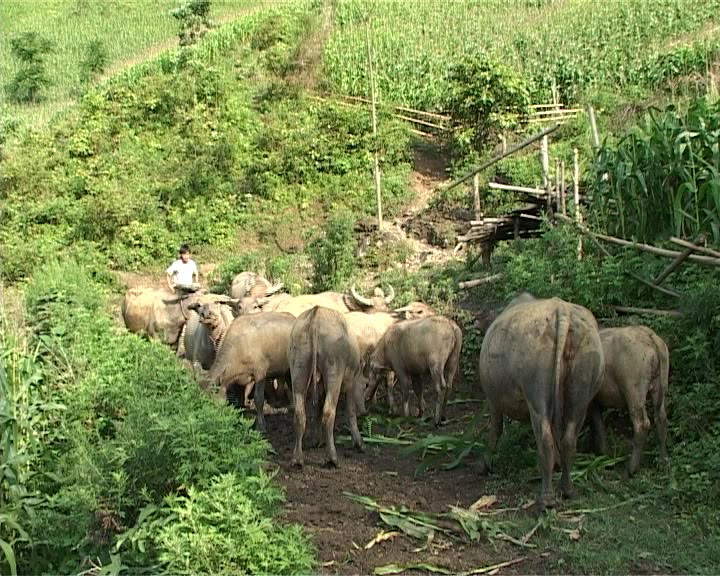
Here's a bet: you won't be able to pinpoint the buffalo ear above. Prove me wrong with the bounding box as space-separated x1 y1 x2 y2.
188 302 201 312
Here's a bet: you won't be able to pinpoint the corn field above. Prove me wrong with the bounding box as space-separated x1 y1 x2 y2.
322 0 720 109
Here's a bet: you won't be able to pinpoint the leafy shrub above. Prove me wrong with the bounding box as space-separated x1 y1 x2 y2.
444 52 531 153
307 209 357 291
6 32 54 103
171 0 213 47
78 39 109 83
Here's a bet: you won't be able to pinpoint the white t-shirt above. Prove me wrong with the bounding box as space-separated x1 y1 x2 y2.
166 258 198 286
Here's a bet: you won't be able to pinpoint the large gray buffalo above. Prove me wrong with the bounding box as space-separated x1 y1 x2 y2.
367 315 462 425
121 287 231 349
479 293 604 512
181 300 236 372
589 326 669 475
288 306 366 468
207 312 296 432
230 271 285 314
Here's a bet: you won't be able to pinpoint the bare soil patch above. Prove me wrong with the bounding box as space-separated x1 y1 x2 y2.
261 402 552 575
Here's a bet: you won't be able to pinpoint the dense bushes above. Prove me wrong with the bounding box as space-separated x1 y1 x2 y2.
4 260 313 574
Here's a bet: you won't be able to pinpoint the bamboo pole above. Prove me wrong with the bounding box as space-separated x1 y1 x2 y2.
588 106 600 150
473 174 481 220
487 182 546 196
500 133 507 154
560 161 566 216
555 159 561 215
669 237 720 259
444 124 561 192
366 23 382 230
573 148 582 260
653 246 698 286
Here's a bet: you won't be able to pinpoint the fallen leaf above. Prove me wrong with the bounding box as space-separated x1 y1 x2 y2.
351 541 361 550
320 561 336 567
374 562 454 575
365 530 401 550
568 528 581 541
469 495 498 511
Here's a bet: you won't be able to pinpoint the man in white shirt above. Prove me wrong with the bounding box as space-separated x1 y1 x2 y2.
166 244 200 291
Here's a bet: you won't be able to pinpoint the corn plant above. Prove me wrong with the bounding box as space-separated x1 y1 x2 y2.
591 98 720 244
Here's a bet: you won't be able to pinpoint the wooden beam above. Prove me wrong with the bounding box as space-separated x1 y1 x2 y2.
458 273 505 290
669 236 720 259
488 182 546 195
444 124 561 193
612 306 683 318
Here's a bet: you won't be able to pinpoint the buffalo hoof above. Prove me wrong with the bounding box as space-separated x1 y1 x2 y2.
535 493 557 516
291 458 303 469
355 441 366 453
324 458 339 469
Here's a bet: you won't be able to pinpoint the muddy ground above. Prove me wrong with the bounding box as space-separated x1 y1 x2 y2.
259 399 553 576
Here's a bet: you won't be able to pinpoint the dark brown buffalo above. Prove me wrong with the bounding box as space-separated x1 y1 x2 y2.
287 306 366 467
479 294 604 512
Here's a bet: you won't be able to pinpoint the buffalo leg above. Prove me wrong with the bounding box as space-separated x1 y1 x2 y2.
386 372 398 415
254 378 267 433
411 377 425 418
322 375 343 467
292 391 306 468
653 387 668 461
346 387 365 453
588 402 607 455
395 372 412 418
628 405 651 476
529 410 556 512
430 366 447 426
559 420 579 499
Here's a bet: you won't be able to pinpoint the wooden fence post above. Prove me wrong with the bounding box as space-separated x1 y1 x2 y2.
473 173 481 221
587 105 600 151
541 135 551 215
573 148 583 260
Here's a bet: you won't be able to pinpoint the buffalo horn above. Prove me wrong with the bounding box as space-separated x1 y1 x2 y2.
383 284 395 304
350 284 373 307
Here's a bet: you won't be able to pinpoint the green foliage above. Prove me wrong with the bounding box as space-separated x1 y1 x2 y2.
591 98 720 243
12 260 313 573
78 39 108 83
120 473 314 575
444 52 530 153
307 209 357 291
6 32 54 103
171 0 213 46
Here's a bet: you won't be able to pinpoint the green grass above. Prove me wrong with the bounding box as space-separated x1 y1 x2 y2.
0 0 270 128
323 0 720 109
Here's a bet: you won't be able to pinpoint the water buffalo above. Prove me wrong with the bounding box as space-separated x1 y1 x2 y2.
207 312 296 432
121 287 224 348
288 306 366 468
230 271 285 314
479 294 604 512
267 285 396 317
367 315 462 425
394 301 437 320
589 326 669 475
181 300 236 372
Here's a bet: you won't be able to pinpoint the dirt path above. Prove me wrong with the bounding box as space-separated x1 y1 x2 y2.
263 402 546 575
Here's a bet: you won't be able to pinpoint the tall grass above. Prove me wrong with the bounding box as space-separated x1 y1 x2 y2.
591 98 720 244
0 0 267 129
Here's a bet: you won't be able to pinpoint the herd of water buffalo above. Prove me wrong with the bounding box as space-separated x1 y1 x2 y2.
121 271 669 511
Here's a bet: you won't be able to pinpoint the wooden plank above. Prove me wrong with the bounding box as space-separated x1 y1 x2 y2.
530 108 583 116
458 273 504 290
473 174 481 220
488 182 546 195
612 306 683 318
